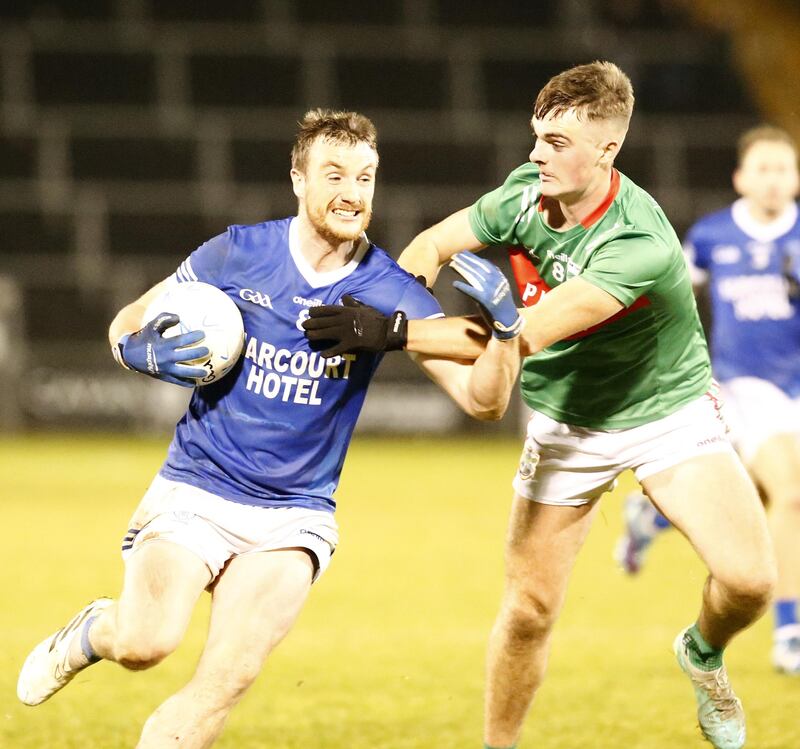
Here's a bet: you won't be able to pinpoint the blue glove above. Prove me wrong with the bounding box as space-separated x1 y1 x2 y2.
117 313 210 387
450 251 524 340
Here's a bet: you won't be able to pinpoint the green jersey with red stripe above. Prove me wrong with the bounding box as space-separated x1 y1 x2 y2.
469 162 711 428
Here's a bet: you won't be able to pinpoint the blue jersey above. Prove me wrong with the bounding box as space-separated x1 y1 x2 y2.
158 217 442 512
685 199 800 396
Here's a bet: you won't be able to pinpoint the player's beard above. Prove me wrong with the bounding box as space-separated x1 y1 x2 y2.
306 200 372 246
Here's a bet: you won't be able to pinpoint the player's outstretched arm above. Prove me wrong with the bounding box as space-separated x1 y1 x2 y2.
406 275 625 359
510 275 624 354
412 252 522 420
108 278 210 387
412 339 519 420
302 292 491 360
398 207 485 287
303 273 624 362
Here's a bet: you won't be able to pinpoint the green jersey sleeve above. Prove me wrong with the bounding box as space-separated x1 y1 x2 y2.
580 234 675 307
469 163 540 246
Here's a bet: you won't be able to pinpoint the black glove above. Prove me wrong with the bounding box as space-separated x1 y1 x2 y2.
302 295 407 357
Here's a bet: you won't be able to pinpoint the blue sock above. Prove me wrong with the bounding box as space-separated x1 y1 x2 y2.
653 512 671 531
80 615 101 664
775 599 798 630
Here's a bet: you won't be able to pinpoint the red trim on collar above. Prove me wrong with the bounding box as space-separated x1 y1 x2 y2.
580 169 620 229
536 169 621 228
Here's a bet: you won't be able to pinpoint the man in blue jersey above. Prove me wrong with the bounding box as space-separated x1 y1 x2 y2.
616 125 800 674
16 109 523 748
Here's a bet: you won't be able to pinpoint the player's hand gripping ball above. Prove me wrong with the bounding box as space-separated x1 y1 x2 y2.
140 281 245 386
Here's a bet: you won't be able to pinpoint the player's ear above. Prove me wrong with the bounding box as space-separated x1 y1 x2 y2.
598 120 626 167
290 168 305 200
599 136 622 167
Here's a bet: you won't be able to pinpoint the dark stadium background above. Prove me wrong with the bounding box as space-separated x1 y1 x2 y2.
0 0 797 435
4 4 800 749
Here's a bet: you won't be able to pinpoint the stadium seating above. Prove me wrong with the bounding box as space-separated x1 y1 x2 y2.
0 0 115 21
107 211 219 258
295 0 403 25
190 54 302 108
0 210 72 258
148 0 262 23
0 136 37 179
336 57 449 110
0 1 761 429
70 136 197 182
23 283 108 343
33 51 157 106
434 0 558 27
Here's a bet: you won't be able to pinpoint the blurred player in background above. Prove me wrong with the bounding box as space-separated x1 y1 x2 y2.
616 125 800 675
16 109 522 748
303 63 776 749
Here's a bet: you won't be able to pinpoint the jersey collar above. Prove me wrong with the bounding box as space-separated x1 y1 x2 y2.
580 169 621 229
731 198 799 243
288 217 370 288
536 169 621 231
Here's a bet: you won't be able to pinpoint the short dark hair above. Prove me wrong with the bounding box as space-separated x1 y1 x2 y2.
737 125 798 165
534 61 634 123
291 109 378 172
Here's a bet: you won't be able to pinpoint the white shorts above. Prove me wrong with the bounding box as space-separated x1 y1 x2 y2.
720 377 800 465
513 390 735 506
121 475 339 583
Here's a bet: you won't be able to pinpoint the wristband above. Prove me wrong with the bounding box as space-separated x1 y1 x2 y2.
112 333 132 370
492 315 525 341
385 311 408 351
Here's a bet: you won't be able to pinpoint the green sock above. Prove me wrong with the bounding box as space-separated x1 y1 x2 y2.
685 624 724 671
484 745 516 749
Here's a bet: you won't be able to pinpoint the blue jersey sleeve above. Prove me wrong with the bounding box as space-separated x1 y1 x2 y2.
684 222 709 269
173 232 230 287
683 221 710 284
394 279 443 320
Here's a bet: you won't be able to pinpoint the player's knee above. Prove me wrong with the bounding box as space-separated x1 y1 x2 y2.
116 642 171 670
114 627 182 670
733 576 775 613
722 566 776 612
500 588 559 641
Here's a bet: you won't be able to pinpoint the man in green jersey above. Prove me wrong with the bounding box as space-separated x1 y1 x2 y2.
302 62 775 749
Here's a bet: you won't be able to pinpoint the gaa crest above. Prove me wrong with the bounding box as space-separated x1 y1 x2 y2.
518 438 540 480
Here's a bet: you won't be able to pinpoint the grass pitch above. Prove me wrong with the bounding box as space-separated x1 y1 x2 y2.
2 434 798 748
